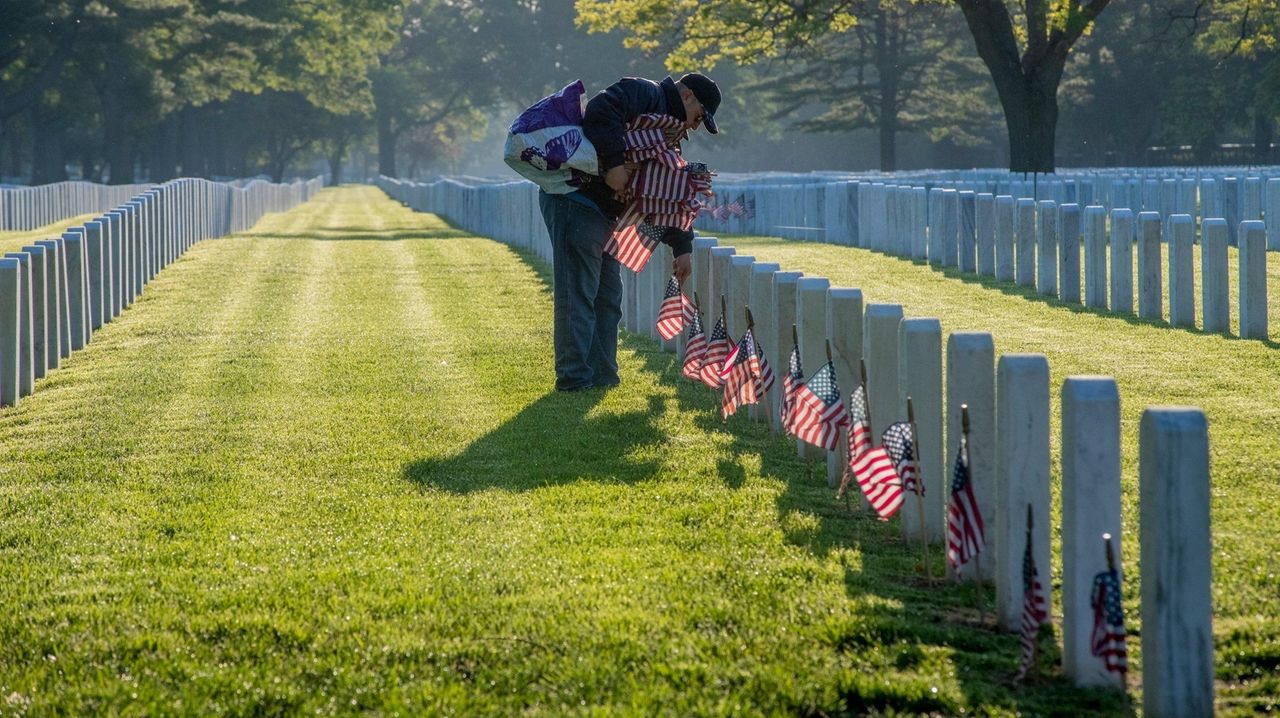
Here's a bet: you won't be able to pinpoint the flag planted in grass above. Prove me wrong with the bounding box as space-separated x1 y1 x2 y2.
698 316 731 388
946 434 985 568
1090 567 1128 677
656 275 692 340
840 386 905 520
754 339 775 394
719 328 760 418
789 361 850 451
780 344 803 434
1015 508 1049 681
681 309 708 382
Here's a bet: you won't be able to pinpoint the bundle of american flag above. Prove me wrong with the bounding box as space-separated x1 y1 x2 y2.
784 358 850 452
604 114 714 272
946 434 986 569
1015 506 1049 681
838 385 910 520
655 275 694 341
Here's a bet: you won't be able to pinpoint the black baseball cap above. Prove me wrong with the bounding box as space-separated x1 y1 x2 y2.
677 73 720 134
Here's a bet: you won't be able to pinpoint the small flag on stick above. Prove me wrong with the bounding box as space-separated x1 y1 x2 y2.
946 429 986 569
681 302 708 382
788 361 850 451
655 275 691 340
780 339 803 434
719 328 761 418
754 341 775 394
698 315 731 388
839 385 906 520
1015 505 1049 681
1090 534 1129 680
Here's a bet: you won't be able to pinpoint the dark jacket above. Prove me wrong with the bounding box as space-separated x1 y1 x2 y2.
576 77 694 257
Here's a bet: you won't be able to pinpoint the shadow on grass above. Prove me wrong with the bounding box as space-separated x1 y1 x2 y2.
622 328 1128 716
402 390 669 493
398 232 1131 715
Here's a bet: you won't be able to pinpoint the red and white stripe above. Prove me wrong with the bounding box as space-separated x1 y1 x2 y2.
655 275 689 340
789 391 849 452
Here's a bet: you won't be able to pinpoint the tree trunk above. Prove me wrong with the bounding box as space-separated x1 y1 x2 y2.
328 136 348 186
954 0 1106 173
377 110 398 178
30 108 67 184
874 3 899 172
998 71 1059 173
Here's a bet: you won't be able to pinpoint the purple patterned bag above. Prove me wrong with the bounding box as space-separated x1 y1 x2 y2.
503 80 600 194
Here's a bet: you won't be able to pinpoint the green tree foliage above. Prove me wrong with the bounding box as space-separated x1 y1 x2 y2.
742 1 997 170
577 0 1112 171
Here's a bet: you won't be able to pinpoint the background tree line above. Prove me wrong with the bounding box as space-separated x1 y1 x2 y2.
1 0 1276 184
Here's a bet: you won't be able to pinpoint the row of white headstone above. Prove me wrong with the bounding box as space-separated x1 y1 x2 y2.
698 171 1280 245
1 181 156 231
691 181 1271 339
0 176 323 407
377 176 1215 718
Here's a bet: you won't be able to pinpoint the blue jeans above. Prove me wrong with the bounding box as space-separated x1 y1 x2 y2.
538 191 623 390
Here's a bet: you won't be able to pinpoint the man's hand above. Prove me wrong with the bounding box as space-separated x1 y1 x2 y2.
673 253 692 286
605 165 632 193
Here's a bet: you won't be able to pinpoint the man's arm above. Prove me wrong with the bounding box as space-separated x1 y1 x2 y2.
661 227 693 285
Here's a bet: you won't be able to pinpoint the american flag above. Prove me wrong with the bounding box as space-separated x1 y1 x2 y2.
603 114 712 272
754 340 775 394
698 315 731 388
719 329 761 419
655 275 691 340
681 309 708 382
1090 568 1128 676
780 344 803 434
946 434 986 568
789 361 851 452
839 385 905 520
1015 518 1049 681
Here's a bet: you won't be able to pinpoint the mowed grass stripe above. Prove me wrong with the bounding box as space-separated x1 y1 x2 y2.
0 186 1149 716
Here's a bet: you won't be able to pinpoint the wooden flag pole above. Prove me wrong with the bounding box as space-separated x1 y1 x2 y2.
1104 532 1129 698
907 397 931 583
720 294 729 336
964 405 986 623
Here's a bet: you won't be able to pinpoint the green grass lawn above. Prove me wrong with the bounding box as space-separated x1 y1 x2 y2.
0 214 101 256
0 186 1272 715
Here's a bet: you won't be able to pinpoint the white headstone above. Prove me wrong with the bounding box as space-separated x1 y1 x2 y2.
899 317 944 544
1238 220 1269 339
1061 377 1123 688
1140 407 1214 718
946 332 995 581
1200 219 1229 334
1168 214 1196 328
995 354 1051 631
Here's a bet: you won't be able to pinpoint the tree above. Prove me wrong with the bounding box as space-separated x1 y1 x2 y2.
0 0 88 121
1191 0 1280 162
744 0 995 170
576 0 1113 171
371 1 503 178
